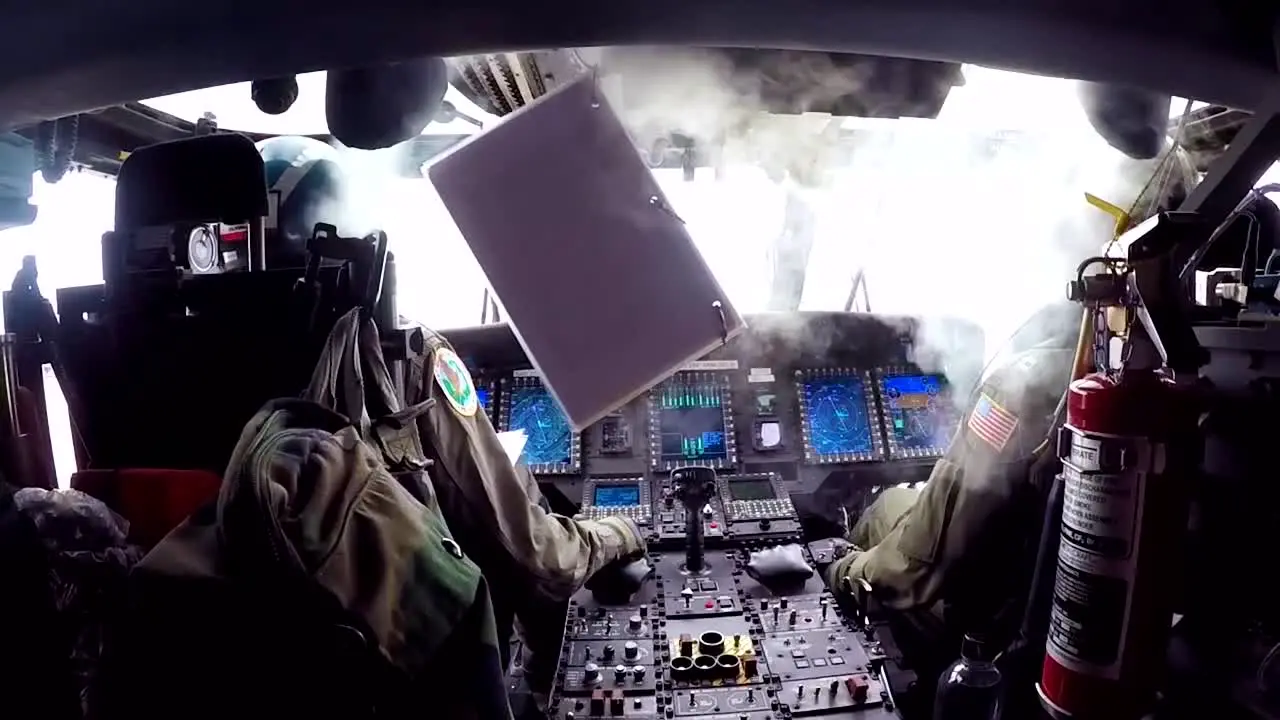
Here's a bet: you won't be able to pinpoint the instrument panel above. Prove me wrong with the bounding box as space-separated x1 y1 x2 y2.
451 313 982 720
453 311 981 532
485 364 955 475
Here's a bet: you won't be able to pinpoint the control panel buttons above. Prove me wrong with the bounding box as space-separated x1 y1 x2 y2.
576 504 652 525
725 498 795 522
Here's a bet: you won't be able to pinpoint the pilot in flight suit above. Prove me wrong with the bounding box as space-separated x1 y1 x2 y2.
826 337 1076 623
404 327 647 696
826 145 1199 631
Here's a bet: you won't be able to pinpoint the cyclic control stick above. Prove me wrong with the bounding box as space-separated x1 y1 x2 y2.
672 466 717 573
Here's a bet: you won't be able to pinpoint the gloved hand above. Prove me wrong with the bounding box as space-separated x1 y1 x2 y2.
806 537 855 570
594 515 647 558
822 544 865 595
744 544 813 589
586 556 653 604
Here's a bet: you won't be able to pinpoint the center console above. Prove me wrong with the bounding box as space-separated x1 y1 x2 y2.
554 466 900 720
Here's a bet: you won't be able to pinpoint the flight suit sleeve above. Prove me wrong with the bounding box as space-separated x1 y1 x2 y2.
825 348 1073 611
414 333 646 602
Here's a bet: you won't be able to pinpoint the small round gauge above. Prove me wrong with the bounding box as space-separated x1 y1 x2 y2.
187 225 218 273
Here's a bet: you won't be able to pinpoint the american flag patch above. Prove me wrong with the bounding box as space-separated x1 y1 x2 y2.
968 393 1019 452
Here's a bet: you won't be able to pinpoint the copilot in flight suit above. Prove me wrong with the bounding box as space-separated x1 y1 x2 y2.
825 141 1201 631
826 337 1076 630
405 327 647 694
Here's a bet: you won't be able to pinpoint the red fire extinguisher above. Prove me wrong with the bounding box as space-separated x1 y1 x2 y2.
1037 367 1197 719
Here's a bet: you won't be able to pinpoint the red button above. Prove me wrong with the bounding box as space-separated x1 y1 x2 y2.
705 600 715 608
709 522 718 529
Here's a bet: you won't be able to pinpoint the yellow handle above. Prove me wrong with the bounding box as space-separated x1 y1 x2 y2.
1085 192 1133 239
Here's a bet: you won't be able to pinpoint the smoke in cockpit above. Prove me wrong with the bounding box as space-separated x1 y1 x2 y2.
595 50 1195 402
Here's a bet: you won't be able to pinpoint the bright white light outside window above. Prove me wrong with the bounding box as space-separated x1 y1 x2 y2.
0 65 1224 486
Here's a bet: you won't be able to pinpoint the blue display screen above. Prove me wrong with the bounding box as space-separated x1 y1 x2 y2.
882 374 952 450
656 382 728 464
476 385 490 410
802 376 874 456
593 485 641 507
508 384 573 465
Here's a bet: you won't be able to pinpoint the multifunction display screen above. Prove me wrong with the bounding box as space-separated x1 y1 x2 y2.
802 376 875 456
651 374 734 470
727 477 776 502
593 484 641 507
880 372 955 457
796 369 883 464
500 376 580 473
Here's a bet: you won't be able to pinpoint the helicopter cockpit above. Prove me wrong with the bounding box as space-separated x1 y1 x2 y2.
0 6 1279 720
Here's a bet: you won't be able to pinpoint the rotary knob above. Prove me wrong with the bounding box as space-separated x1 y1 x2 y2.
583 663 601 685
624 641 640 660
628 614 643 632
615 664 628 682
633 665 647 682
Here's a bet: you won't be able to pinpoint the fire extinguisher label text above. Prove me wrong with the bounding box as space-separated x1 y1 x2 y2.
1047 432 1151 679
1048 544 1128 668
1060 463 1139 559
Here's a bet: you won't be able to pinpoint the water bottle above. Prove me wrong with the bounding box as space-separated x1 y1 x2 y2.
933 634 1004 720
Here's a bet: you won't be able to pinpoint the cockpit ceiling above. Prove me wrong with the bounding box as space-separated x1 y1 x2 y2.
1 0 1276 131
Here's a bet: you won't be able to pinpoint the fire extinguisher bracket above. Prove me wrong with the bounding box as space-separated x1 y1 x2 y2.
1058 427 1166 475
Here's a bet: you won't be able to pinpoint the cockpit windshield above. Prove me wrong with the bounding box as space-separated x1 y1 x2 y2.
0 64 1205 355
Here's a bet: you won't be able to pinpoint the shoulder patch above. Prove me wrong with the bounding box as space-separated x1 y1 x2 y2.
967 392 1019 452
433 348 479 417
